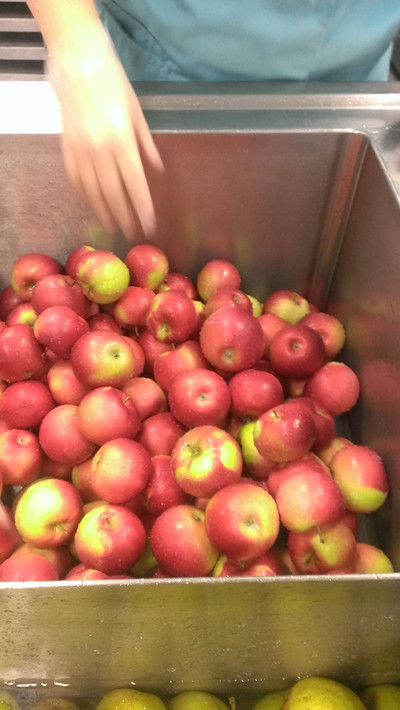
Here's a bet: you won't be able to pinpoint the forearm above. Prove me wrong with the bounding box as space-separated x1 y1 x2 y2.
26 0 105 53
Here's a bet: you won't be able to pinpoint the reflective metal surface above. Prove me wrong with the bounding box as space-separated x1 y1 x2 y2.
0 82 400 700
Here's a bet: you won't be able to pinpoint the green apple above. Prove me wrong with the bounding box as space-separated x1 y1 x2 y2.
0 690 21 710
282 677 367 709
166 690 229 709
96 688 166 710
252 689 288 709
359 683 400 709
75 250 130 304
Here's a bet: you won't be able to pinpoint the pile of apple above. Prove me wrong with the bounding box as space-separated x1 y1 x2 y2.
0 244 393 582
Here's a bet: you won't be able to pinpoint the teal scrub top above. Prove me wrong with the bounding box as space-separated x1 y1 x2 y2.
96 0 400 82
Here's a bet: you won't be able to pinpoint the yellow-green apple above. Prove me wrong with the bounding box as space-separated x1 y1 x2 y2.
353 542 394 574
252 688 288 710
74 249 130 304
145 454 190 514
213 549 284 577
39 404 96 465
275 467 345 532
0 429 43 486
15 478 83 548
74 503 146 574
123 335 145 377
360 683 400 708
77 386 140 445
237 421 277 480
71 456 98 502
65 244 95 279
137 411 186 456
69 330 136 388
33 305 89 358
282 676 366 709
228 368 284 420
199 307 265 373
87 312 123 334
196 259 241 302
113 285 154 329
0 380 55 429
269 324 325 379
300 311 346 360
153 339 209 392
205 482 280 562
96 687 166 710
330 444 389 513
253 400 317 464
267 452 331 499
150 504 218 577
30 273 88 317
167 690 229 709
6 302 37 327
90 438 153 504
0 505 21 563
11 542 75 579
263 289 310 324
0 324 45 382
125 243 169 290
10 252 62 302
303 361 360 415
136 330 173 376
168 368 231 428
146 290 197 343
122 376 167 421
287 519 357 574
65 563 109 580
0 284 22 320
204 288 252 318
0 551 59 582
158 271 197 299
248 294 263 318
47 360 91 405
171 425 243 498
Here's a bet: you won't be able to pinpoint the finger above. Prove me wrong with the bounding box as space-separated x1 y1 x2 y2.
93 145 140 239
116 139 158 237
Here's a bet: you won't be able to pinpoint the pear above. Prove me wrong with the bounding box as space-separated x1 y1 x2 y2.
252 688 288 709
359 683 400 709
282 677 367 709
0 690 21 710
28 699 80 710
95 688 166 710
166 691 229 709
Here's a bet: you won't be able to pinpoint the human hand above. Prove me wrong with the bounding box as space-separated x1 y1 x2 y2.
48 32 163 240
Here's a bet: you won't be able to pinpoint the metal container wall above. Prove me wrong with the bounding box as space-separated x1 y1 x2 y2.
1 83 400 703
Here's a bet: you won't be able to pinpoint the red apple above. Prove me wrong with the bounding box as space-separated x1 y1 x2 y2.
87 312 124 334
10 252 62 302
123 336 145 377
0 552 59 582
71 456 99 502
0 285 22 320
304 361 360 415
65 245 95 279
146 290 197 344
168 368 231 428
196 259 241 302
237 421 277 480
125 243 169 290
90 438 153 504
6 302 37 327
263 289 311 324
205 482 280 562
0 324 45 382
33 305 89 358
0 428 43 486
153 339 209 393
315 435 353 466
150 504 218 577
258 312 287 358
330 444 389 513
39 404 96 465
204 289 252 318
0 380 55 429
77 386 140 445
122 376 167 421
74 249 130 304
65 563 109 580
301 311 346 360
199 307 265 373
275 467 345 532
145 454 190 514
135 330 172 376
74 503 146 574
113 286 154 329
267 452 331 499
30 273 88 317
47 360 91 405
253 400 317 464
69 330 136 388
268 324 325 378
353 542 394 574
228 368 284 420
11 542 75 579
0 505 22 563
15 477 83 548
158 272 197 299
171 425 243 498
137 411 186 456
287 519 357 574
213 550 284 577
41 456 72 480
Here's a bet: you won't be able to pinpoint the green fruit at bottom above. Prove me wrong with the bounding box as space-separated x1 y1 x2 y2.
166 691 229 709
282 677 367 710
0 690 21 710
252 688 288 709
359 683 400 709
95 688 166 710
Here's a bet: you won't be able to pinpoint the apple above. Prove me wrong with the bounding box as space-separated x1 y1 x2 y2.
65 245 95 279
275 467 345 532
253 400 317 464
204 288 252 318
71 456 99 502
314 435 353 466
11 542 75 579
33 305 89 358
145 454 190 514
6 302 37 327
196 259 241 302
330 444 389 513
122 376 167 421
303 361 360 415
267 452 331 499
65 563 109 580
96 688 166 710
137 411 186 456
47 360 91 405
268 323 325 378
113 286 154 329
283 677 366 710
263 289 311 324
69 330 136 388
0 284 22 320
0 552 59 582
158 271 197 299
205 482 280 562
167 691 229 709
41 456 72 480
146 290 197 343
0 380 55 429
87 312 124 334
150 504 218 577
237 421 277 480
77 386 140 445
287 519 357 574
90 438 153 504
123 335 145 377
39 404 97 465
171 425 243 498
168 368 231 428
15 477 83 548
74 503 146 574
301 311 346 360
10 252 62 302
258 313 287 358
74 249 130 304
0 428 43 486
153 339 209 392
0 324 45 382
353 542 394 574
199 307 265 373
228 368 284 420
136 330 173 376
360 683 400 709
125 243 169 290
213 550 284 577
30 273 88 317
0 505 21 564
